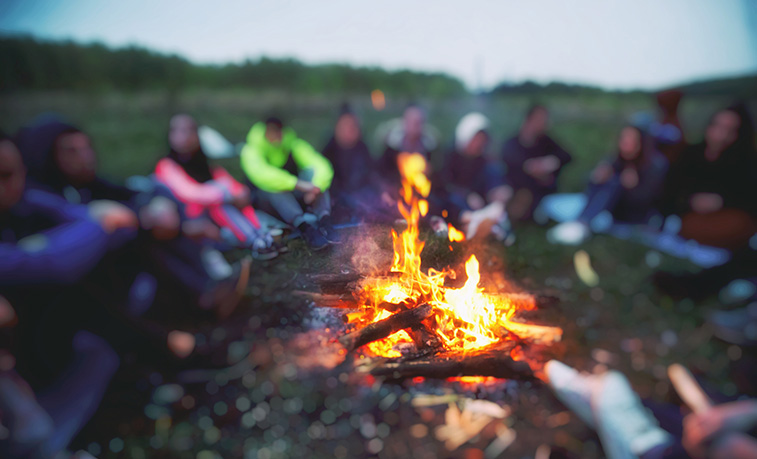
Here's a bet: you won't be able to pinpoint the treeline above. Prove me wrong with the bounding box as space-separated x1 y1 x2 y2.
0 36 467 97
490 75 757 99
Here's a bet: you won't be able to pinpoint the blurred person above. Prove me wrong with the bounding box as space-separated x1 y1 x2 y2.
1 135 209 455
430 112 513 241
501 104 572 221
240 116 336 250
156 114 277 260
379 104 439 194
546 360 757 459
662 103 757 250
15 115 240 317
0 135 122 456
321 104 392 222
548 126 669 245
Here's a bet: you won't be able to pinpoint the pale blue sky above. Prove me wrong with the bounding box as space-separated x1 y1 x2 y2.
1 0 756 90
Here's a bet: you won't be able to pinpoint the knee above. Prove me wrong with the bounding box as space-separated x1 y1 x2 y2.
72 331 120 376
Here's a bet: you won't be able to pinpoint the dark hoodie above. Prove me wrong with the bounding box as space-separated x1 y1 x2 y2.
663 105 757 216
15 115 143 207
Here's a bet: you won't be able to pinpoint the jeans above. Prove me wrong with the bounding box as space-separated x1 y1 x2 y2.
255 169 332 227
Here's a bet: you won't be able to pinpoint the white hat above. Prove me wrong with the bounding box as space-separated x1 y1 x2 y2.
455 112 490 152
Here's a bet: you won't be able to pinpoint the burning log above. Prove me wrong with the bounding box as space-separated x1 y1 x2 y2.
342 311 367 324
500 321 562 345
338 304 433 352
291 290 356 308
408 322 444 353
371 349 535 380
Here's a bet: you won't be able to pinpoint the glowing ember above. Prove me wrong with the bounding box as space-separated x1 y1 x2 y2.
349 152 553 360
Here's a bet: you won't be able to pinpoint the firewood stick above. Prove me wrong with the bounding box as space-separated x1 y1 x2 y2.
500 321 562 344
291 290 356 308
338 304 433 352
408 322 444 352
668 363 712 413
342 311 367 324
371 350 535 380
491 292 559 310
307 272 364 284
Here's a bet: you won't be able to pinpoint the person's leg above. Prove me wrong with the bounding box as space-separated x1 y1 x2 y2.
579 176 623 223
36 330 119 457
208 204 272 251
257 190 307 227
310 190 331 220
0 369 54 457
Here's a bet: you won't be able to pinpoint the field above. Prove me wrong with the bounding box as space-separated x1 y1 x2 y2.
0 89 745 190
1 90 754 458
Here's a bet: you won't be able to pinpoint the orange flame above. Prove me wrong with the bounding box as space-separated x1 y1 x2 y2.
448 224 465 242
351 152 547 360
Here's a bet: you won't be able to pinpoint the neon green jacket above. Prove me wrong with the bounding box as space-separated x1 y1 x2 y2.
240 122 334 193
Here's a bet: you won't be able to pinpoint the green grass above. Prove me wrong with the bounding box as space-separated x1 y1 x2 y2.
2 89 753 457
2 89 750 193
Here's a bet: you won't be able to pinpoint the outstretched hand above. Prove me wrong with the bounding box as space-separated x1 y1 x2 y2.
683 400 757 458
89 200 139 233
141 196 181 240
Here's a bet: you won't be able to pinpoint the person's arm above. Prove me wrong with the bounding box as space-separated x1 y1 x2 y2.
547 136 572 166
683 400 757 459
240 125 300 192
155 158 228 206
0 217 109 286
290 134 334 192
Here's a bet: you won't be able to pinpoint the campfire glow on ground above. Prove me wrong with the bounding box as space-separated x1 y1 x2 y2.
345 152 562 369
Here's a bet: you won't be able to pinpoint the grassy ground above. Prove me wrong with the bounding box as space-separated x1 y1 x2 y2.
66 222 749 459
1 90 753 457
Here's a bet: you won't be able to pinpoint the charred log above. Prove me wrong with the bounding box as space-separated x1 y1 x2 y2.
371 349 535 380
408 322 444 354
291 290 356 308
338 304 433 352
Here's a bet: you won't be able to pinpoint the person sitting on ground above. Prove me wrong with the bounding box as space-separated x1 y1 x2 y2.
0 135 138 456
548 125 669 245
379 104 439 194
546 360 757 459
430 112 513 241
15 115 240 317
661 103 757 250
156 114 277 260
240 116 336 250
501 104 572 221
321 104 391 223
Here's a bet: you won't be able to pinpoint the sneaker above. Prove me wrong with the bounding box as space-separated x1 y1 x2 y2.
547 221 591 246
544 360 597 428
201 248 233 280
298 222 329 250
592 371 673 459
318 216 342 244
251 231 278 260
251 246 279 260
708 302 757 346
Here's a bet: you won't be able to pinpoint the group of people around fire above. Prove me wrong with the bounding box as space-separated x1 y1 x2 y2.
1 89 756 457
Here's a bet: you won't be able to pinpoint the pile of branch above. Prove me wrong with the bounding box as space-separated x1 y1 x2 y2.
301 269 556 381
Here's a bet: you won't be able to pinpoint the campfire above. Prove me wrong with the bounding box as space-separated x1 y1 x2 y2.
302 152 562 381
